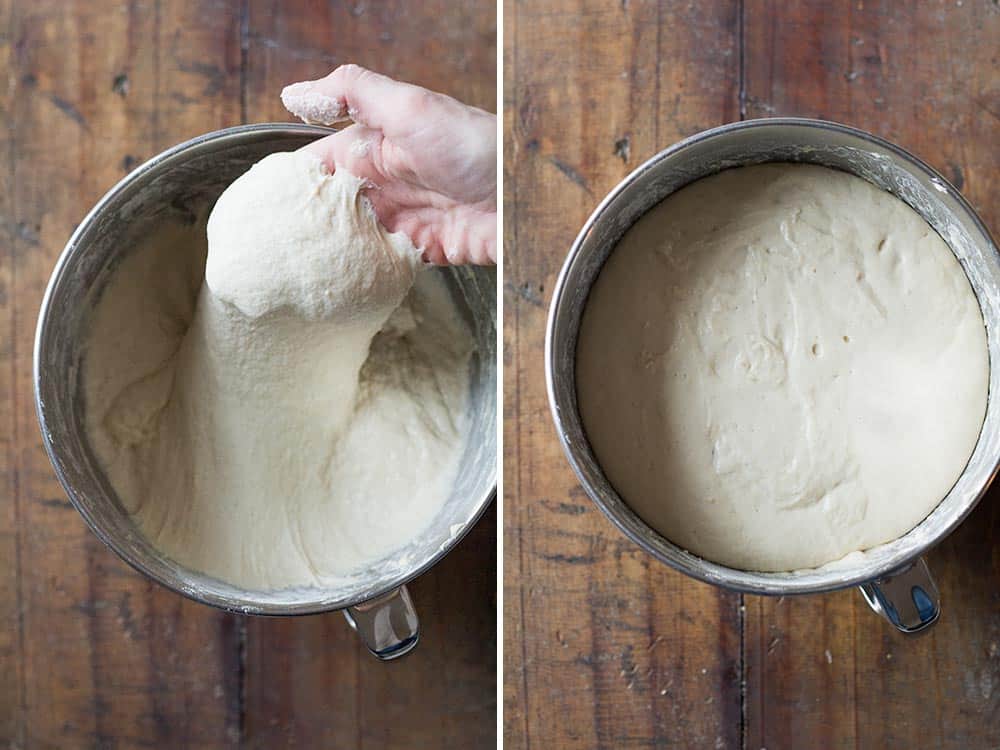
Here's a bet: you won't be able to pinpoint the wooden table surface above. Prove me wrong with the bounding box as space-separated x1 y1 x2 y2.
0 2 496 747
504 1 999 748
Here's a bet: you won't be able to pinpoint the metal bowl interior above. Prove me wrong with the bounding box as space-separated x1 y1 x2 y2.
35 123 497 615
546 118 1000 596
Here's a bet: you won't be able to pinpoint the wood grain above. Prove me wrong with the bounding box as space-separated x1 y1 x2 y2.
503 1 742 747
7 2 243 747
1 1 496 747
242 509 497 749
742 2 1000 748
505 0 1000 748
243 0 496 118
0 0 20 740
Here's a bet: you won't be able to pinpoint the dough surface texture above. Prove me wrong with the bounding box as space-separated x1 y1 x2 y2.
576 163 987 572
85 150 472 590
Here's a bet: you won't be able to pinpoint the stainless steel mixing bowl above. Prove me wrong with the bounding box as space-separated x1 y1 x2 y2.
546 118 1000 633
35 123 497 659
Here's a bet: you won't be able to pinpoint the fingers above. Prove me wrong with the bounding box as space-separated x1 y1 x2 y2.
300 128 496 266
286 67 498 267
282 64 450 135
301 124 385 181
395 207 497 266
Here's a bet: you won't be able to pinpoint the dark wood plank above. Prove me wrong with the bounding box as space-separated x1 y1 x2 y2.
742 2 1000 748
10 6 102 742
0 0 22 742
241 512 497 750
240 2 497 747
243 0 496 118
7 1 243 746
503 1 742 747
241 508 496 749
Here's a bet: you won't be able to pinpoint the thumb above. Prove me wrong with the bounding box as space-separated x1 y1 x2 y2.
298 125 400 248
281 64 434 136
300 124 385 184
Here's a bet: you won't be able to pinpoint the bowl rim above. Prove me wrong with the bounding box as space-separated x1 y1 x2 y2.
34 122 497 616
545 116 1000 596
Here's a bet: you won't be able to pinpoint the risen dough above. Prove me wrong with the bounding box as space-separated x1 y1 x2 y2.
576 163 987 572
84 151 472 590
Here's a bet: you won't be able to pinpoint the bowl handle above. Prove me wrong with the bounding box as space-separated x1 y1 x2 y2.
343 585 420 660
857 557 940 633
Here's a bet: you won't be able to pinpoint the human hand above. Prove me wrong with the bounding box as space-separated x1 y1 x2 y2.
281 65 496 265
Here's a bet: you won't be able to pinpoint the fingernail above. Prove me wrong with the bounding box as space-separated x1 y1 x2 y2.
280 82 351 126
280 80 316 98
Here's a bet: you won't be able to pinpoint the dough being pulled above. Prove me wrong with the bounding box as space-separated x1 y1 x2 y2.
577 163 987 572
85 151 473 590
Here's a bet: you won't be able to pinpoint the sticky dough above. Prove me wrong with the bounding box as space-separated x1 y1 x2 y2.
576 163 988 572
84 151 473 590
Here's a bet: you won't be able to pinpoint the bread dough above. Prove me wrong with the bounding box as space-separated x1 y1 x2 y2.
84 151 473 590
576 163 987 572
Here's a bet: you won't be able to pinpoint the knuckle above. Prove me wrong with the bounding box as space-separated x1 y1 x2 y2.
404 88 436 114
332 63 366 84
